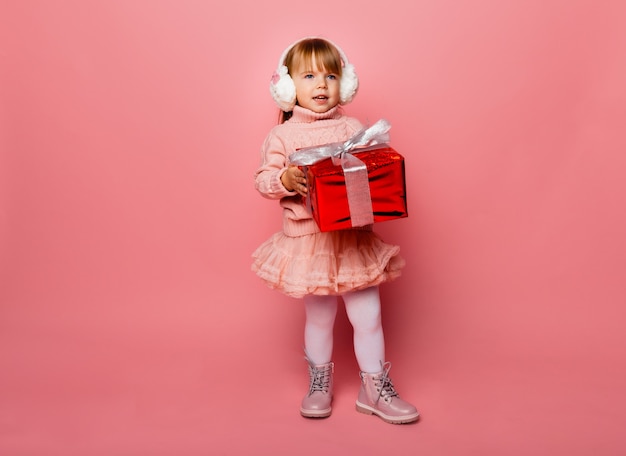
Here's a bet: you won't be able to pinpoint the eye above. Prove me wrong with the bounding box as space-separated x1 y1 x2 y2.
327 74 337 80
304 74 314 79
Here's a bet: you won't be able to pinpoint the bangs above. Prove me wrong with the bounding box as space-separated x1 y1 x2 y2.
285 38 343 75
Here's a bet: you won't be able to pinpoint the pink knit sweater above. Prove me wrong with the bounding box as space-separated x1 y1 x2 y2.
255 105 364 236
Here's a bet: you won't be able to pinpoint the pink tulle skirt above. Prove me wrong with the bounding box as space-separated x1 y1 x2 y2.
251 228 405 298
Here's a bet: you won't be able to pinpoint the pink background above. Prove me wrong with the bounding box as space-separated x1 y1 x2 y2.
1 1 625 455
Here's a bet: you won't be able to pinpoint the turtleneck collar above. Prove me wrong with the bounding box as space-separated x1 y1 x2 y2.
288 105 343 123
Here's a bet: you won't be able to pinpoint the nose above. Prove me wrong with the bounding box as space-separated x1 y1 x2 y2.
316 76 327 88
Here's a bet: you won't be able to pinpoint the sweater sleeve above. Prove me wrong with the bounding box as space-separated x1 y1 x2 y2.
254 130 297 200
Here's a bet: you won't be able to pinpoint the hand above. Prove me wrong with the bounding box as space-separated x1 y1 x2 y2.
281 165 307 196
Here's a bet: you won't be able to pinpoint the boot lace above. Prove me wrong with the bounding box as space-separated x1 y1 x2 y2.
374 361 399 403
307 363 333 395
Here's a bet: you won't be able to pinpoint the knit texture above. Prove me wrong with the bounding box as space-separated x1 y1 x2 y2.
254 105 363 236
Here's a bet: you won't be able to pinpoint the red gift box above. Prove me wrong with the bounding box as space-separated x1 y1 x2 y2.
301 144 408 232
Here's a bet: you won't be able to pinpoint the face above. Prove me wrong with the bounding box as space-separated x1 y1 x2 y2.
291 57 341 113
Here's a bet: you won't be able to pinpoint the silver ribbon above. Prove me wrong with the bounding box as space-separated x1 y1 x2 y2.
289 119 391 228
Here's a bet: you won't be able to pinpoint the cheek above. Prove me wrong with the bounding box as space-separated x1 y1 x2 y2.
295 80 310 92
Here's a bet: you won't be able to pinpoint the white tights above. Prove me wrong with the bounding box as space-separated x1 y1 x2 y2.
303 286 385 373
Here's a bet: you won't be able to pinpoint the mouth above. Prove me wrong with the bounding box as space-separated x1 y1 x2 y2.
313 96 328 101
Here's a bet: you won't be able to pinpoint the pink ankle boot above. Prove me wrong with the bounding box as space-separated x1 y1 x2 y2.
300 359 334 418
356 362 419 424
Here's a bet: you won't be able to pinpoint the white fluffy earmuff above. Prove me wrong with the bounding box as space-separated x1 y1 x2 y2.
269 37 359 112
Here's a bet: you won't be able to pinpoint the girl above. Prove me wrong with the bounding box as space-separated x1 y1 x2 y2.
252 37 419 424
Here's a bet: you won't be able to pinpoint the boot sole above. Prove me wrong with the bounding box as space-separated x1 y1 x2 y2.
355 401 420 424
300 407 332 419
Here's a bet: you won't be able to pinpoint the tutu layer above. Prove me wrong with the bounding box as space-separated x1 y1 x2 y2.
252 229 405 298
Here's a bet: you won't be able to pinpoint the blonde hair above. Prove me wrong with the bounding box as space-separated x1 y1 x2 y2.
279 38 344 123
